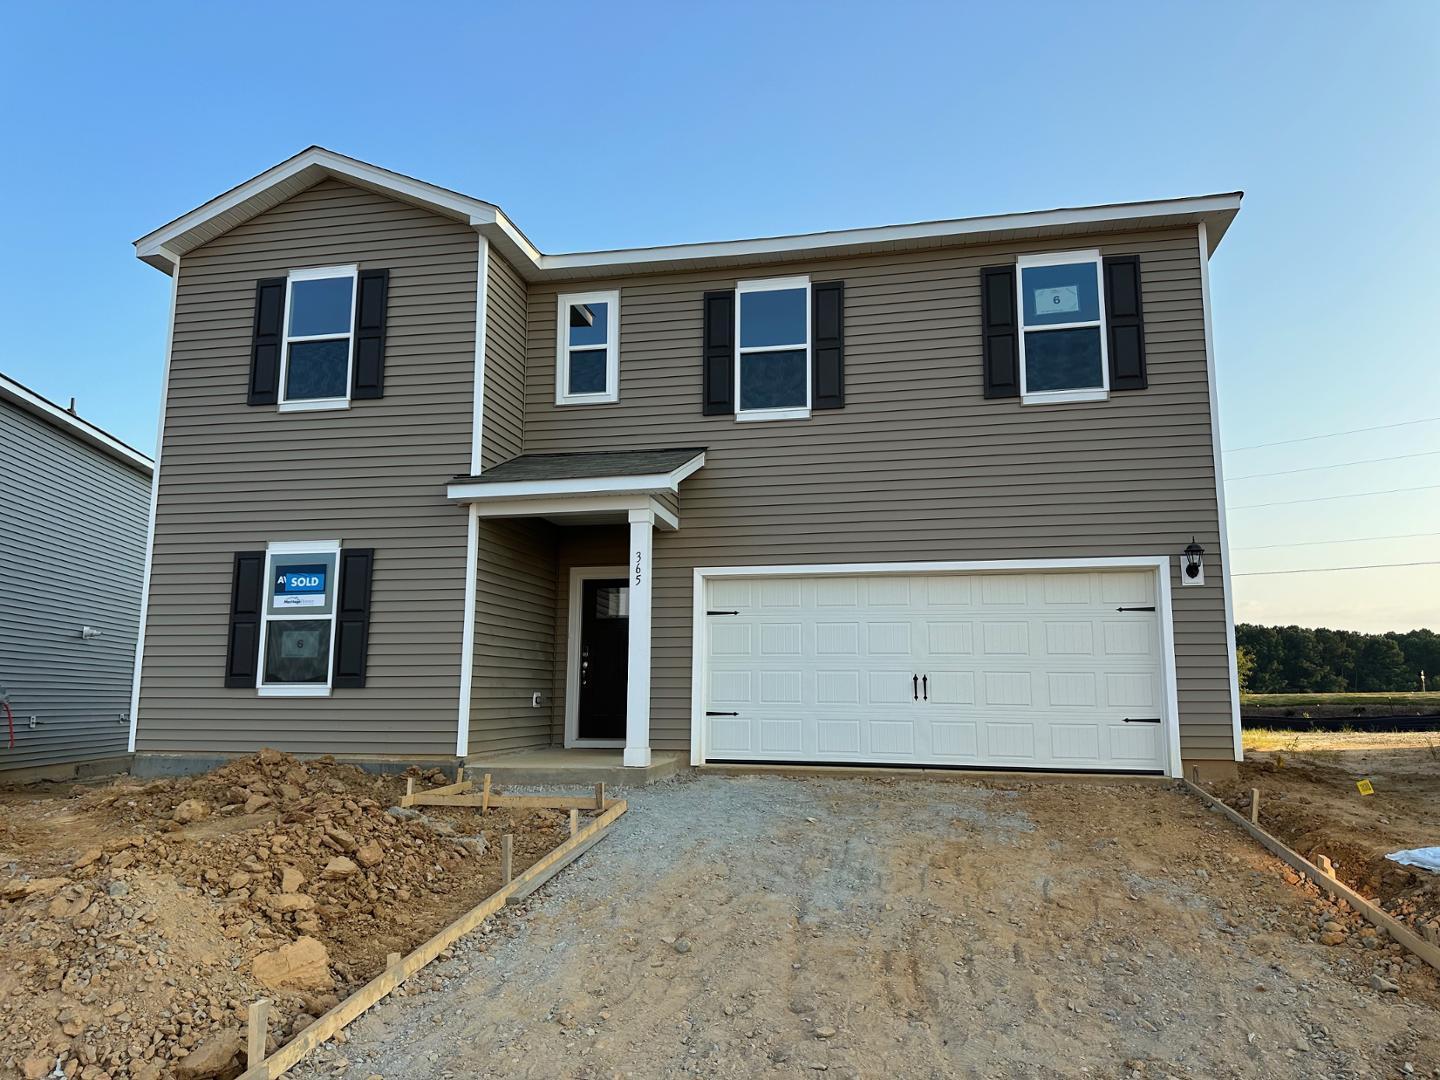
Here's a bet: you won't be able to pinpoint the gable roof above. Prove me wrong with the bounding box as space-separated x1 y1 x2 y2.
135 146 1242 282
0 372 154 476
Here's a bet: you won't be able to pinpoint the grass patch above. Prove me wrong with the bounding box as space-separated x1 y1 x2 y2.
1242 692 1440 709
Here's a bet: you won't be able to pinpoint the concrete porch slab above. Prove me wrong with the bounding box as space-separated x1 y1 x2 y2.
462 748 686 788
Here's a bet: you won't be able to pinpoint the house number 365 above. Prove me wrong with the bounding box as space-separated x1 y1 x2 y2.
634 550 643 586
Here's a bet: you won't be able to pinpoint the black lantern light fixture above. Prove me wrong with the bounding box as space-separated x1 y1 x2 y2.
1183 537 1205 585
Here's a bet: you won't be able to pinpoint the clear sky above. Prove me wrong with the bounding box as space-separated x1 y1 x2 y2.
2 2 1436 633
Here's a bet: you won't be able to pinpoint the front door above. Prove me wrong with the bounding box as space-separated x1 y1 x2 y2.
577 578 629 741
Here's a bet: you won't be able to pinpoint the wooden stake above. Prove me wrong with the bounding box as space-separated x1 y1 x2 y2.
501 834 513 885
1315 854 1336 878
481 773 492 813
1249 788 1260 825
456 765 465 784
405 777 415 799
386 952 400 970
569 808 579 837
247 1000 270 1068
594 782 605 811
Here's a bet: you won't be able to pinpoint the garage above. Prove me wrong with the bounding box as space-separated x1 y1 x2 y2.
698 564 1176 773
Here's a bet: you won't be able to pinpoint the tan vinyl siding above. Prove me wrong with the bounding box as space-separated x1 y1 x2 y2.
480 248 528 469
468 518 557 754
136 179 477 758
522 227 1235 762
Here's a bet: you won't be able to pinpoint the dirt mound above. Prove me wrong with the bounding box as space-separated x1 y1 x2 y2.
0 750 566 1079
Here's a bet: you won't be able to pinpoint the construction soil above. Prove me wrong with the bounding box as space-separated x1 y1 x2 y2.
0 752 572 1080
286 773 1440 1080
1215 731 1440 948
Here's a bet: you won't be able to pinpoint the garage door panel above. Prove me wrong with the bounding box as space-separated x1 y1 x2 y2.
703 570 1168 772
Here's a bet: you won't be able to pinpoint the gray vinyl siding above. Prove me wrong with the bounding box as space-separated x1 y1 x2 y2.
521 227 1235 762
136 179 477 758
0 402 149 771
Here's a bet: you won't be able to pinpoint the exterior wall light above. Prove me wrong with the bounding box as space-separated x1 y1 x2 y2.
1182 538 1206 586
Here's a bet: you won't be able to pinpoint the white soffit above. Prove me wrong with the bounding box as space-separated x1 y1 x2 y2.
136 146 1242 280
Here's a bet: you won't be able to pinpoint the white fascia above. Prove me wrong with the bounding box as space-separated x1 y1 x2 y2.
447 453 704 503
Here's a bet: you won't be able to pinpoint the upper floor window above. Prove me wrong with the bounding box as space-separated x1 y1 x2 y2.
280 265 358 411
736 275 810 422
1016 251 1108 405
556 290 620 404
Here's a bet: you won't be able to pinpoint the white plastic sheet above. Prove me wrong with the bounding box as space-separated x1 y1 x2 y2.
1385 847 1440 873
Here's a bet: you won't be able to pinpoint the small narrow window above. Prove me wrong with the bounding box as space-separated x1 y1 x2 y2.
736 275 810 421
555 290 620 404
258 541 341 696
1016 251 1108 405
280 266 358 411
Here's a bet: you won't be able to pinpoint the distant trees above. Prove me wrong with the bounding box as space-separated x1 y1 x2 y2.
1236 624 1438 693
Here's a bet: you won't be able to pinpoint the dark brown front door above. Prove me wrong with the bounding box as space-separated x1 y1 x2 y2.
577 578 629 741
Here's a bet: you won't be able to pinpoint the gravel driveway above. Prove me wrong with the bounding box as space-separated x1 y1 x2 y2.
294 773 1440 1079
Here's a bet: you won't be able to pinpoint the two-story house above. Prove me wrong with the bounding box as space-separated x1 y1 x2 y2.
128 147 1243 781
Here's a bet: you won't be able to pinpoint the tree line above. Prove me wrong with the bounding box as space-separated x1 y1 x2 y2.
1236 624 1439 694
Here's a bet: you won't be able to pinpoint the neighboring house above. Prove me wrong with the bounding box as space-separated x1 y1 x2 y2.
0 373 153 779
128 147 1244 781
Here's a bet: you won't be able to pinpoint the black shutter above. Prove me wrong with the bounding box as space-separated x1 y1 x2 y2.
980 265 1020 399
702 290 736 415
1103 255 1147 391
352 269 390 399
811 281 845 410
224 552 265 687
332 548 375 689
248 278 286 405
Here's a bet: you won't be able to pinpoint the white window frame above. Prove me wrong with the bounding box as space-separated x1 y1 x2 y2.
555 289 621 405
735 274 811 422
278 265 359 413
1016 250 1109 406
257 539 342 697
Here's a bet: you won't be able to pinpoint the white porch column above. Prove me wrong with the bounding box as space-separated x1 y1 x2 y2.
624 508 654 767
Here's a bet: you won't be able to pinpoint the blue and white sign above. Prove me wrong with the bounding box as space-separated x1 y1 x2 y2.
274 563 328 608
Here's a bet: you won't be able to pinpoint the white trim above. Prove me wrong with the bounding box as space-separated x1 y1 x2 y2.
1016 249 1109 405
456 504 480 756
471 236 489 475
0 373 153 475
624 510 654 767
127 253 179 752
461 493 681 530
735 275 811 421
689 556 1184 778
564 565 629 749
447 452 704 502
257 539 342 696
555 289 621 405
135 147 1241 279
1198 222 1243 762
278 264 358 409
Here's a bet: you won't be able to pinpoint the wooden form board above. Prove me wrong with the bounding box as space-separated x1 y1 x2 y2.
237 799 628 1079
399 776 606 812
1181 780 1440 974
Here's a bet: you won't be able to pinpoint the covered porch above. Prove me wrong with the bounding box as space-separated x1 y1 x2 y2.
449 447 706 771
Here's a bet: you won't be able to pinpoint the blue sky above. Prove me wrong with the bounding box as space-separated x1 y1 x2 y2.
2 2 1436 632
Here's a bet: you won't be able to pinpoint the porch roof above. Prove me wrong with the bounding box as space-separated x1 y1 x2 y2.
446 447 707 531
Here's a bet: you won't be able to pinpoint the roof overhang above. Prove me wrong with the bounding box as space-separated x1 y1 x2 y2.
448 450 704 503
136 147 1243 280
0 372 153 476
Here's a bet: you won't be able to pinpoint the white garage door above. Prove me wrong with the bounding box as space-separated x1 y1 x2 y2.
702 569 1170 772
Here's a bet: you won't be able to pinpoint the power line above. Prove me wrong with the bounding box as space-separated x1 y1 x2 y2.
1229 483 1440 510
1232 561 1440 578
1234 531 1440 551
1226 449 1440 482
1224 416 1440 454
